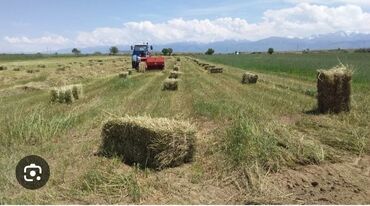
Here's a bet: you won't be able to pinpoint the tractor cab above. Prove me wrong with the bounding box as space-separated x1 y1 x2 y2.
131 44 153 58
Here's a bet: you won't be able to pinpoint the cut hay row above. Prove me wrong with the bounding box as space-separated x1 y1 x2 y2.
100 116 196 169
317 65 352 113
191 57 354 116
50 84 83 104
242 72 258 84
163 78 178 90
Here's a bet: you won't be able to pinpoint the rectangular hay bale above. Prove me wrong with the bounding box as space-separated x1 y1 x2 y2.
100 116 196 169
163 78 178 90
208 67 223 73
50 84 83 104
169 71 180 79
317 65 352 113
242 72 258 84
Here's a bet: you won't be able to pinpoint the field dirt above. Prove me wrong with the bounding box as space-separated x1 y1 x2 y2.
253 156 370 204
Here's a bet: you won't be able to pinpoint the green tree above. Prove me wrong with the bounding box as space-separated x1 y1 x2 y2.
109 46 119 55
205 48 215 55
162 48 169 56
71 48 81 56
168 48 173 56
268 48 274 55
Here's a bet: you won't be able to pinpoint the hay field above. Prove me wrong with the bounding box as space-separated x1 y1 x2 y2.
196 53 370 87
0 54 369 204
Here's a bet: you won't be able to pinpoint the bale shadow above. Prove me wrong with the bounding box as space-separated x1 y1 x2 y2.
304 108 320 115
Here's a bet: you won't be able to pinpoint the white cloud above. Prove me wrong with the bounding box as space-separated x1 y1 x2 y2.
3 3 370 52
4 35 70 45
74 3 370 46
284 0 370 6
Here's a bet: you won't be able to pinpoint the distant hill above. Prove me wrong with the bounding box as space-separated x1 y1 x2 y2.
57 31 370 54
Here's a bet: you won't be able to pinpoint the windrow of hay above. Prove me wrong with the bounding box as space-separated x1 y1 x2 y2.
100 116 196 169
163 78 178 90
50 84 83 104
208 67 223 73
242 72 258 84
119 71 129 79
317 65 352 113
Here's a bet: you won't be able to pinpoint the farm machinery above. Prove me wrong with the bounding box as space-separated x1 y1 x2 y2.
131 43 165 70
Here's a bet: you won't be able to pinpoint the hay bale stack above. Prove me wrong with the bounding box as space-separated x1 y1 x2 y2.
242 72 258 84
169 71 180 79
208 67 223 73
317 66 352 113
163 78 178 90
0 65 7 71
119 71 129 79
100 116 196 169
50 84 83 104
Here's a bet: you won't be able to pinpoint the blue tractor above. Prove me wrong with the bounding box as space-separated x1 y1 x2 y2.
130 43 165 70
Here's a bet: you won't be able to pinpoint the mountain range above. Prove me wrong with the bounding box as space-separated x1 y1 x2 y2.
58 31 370 54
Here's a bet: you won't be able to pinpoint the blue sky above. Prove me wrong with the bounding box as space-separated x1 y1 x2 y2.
1 0 370 52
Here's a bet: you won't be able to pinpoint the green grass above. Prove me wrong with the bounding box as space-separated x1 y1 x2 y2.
196 53 370 87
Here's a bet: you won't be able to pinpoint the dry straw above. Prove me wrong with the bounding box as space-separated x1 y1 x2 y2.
138 62 146 73
242 72 258 84
317 64 352 113
100 115 196 169
163 78 178 90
